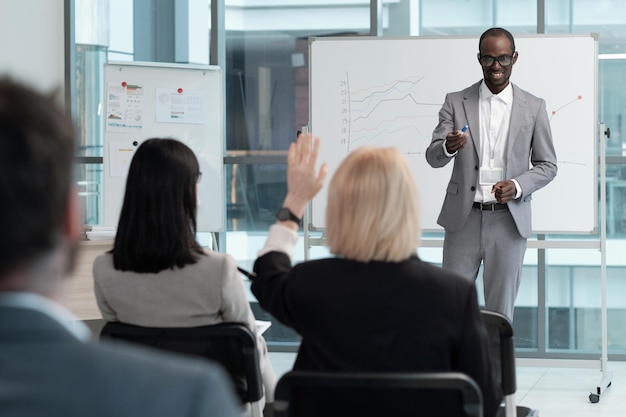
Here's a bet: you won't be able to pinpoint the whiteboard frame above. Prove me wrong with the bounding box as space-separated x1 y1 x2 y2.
308 34 599 235
102 61 225 232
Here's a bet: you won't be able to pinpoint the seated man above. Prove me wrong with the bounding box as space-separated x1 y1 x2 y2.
0 77 239 417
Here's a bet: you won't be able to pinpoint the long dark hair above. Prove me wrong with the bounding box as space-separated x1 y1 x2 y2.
111 138 204 272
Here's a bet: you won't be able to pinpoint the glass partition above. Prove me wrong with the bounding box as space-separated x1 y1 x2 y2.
71 0 626 357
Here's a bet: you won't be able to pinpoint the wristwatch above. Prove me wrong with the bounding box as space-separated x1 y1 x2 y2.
276 207 302 226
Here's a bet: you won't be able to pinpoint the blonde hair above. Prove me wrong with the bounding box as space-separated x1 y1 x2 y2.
325 147 420 262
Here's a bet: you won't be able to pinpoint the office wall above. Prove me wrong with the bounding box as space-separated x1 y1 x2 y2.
0 0 65 93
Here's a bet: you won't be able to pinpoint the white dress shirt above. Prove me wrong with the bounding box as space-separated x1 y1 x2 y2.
476 81 513 203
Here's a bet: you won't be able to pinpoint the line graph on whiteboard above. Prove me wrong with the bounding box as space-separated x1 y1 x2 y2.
339 72 441 154
549 95 583 121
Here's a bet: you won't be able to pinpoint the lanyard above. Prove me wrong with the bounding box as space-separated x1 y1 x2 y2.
485 95 507 168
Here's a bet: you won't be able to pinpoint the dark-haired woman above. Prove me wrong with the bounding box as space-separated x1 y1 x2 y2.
93 138 276 414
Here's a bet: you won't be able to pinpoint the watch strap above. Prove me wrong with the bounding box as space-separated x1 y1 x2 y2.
276 207 302 226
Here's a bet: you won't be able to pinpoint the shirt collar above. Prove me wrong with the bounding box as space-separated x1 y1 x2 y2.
479 81 513 105
0 292 92 342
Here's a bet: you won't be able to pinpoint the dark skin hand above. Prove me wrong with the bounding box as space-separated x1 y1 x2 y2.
445 127 516 203
492 179 516 203
445 129 468 153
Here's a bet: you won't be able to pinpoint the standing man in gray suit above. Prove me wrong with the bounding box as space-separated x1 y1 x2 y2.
426 27 557 320
0 77 239 417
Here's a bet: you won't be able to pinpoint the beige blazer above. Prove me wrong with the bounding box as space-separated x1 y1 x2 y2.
93 250 277 403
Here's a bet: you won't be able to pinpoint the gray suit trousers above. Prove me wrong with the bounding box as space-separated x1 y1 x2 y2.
442 205 526 320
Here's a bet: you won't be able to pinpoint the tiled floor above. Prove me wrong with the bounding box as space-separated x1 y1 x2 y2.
516 361 624 417
269 352 625 416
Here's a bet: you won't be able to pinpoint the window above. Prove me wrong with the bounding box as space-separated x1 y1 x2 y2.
71 0 626 357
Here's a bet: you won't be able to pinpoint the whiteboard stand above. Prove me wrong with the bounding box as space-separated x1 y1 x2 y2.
302 126 614 403
300 124 313 262
589 123 612 403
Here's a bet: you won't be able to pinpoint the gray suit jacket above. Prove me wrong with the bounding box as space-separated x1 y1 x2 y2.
426 81 558 238
0 306 239 417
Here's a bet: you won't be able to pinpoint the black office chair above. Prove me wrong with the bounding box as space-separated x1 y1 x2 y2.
100 321 264 417
273 371 483 417
480 310 538 417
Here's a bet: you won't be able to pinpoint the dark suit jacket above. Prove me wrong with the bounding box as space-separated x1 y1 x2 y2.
426 81 558 238
0 306 239 417
252 252 502 417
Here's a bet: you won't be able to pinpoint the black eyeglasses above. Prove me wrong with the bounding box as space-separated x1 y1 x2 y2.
477 53 515 67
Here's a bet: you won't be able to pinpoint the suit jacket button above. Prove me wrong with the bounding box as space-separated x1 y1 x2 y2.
470 186 476 191
475 166 479 170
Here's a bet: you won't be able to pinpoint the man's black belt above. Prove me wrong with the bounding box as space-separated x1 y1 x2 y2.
472 202 508 211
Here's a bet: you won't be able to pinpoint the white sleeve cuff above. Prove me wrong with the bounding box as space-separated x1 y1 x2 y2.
443 140 457 157
257 224 299 258
511 179 522 199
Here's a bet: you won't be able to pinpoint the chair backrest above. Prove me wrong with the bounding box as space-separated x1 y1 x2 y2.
481 310 540 417
274 371 483 417
480 309 516 396
100 321 263 404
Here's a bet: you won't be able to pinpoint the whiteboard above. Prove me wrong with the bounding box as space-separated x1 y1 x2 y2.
103 62 224 232
310 34 598 234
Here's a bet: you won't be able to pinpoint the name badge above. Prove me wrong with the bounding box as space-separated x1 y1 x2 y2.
479 166 504 185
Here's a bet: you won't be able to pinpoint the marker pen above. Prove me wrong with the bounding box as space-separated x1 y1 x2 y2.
461 124 469 133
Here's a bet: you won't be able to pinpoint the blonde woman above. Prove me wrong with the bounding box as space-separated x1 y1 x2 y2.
251 134 502 417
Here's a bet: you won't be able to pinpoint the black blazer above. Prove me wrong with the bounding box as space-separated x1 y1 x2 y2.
253 252 502 417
